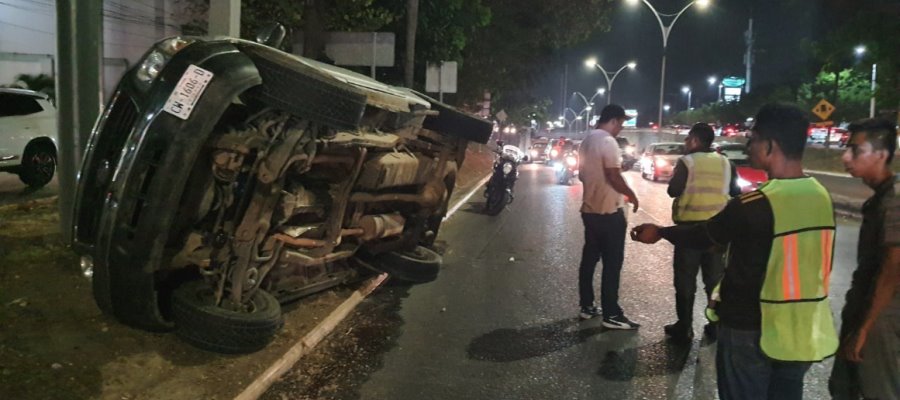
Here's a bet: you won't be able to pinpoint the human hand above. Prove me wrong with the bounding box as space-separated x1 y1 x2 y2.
625 195 639 213
839 331 868 362
630 224 662 244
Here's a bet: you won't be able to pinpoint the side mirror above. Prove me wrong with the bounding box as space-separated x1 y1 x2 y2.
256 23 287 48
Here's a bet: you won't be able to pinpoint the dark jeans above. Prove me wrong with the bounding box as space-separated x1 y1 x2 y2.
673 244 725 331
716 326 812 400
578 209 626 317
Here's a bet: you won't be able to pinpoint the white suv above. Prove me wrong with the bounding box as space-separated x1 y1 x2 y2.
0 88 58 188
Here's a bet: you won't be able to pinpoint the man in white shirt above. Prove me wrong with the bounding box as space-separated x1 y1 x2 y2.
577 104 640 329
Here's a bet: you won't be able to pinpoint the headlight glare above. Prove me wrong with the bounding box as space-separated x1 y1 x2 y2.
502 162 514 175
738 177 751 188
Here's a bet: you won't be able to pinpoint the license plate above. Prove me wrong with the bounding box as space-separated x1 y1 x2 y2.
163 65 214 120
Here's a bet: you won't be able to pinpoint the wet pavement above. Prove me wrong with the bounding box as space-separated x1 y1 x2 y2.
255 164 860 399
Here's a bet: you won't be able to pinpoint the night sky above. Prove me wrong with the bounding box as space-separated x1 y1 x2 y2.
539 0 826 125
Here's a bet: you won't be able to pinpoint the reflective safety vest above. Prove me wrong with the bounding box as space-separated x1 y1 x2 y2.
758 178 838 362
673 152 731 222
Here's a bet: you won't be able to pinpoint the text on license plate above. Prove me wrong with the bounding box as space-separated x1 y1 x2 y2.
163 65 214 120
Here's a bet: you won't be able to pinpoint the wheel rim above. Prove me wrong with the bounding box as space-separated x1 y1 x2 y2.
30 152 55 181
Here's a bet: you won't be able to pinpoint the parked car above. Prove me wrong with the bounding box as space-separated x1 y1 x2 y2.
0 88 58 188
713 142 768 193
71 32 491 354
639 142 684 181
721 123 742 137
807 125 845 146
616 136 637 170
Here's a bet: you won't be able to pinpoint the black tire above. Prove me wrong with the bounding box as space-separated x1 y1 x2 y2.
19 143 56 188
485 186 507 216
172 281 283 354
369 246 441 283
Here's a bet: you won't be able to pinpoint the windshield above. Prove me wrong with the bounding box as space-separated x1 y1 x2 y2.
652 144 684 155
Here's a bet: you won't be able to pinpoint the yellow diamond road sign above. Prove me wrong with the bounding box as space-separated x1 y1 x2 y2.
812 99 836 121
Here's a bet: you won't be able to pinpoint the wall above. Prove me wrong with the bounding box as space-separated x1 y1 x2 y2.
0 0 182 97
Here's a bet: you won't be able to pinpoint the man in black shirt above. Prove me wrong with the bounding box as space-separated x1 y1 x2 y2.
632 104 839 400
829 118 900 400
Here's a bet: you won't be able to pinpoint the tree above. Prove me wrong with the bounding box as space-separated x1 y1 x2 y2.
797 69 871 123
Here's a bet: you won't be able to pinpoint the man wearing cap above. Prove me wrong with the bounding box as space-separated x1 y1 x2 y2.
664 123 741 343
576 104 641 329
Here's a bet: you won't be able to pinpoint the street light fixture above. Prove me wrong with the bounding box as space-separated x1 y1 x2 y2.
626 0 711 130
584 58 637 104
707 76 717 86
855 44 877 118
682 86 692 110
664 104 671 112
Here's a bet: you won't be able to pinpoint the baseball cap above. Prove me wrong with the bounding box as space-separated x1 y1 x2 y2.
598 104 633 122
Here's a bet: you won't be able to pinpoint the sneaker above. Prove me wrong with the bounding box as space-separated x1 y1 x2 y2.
579 306 601 320
602 314 641 330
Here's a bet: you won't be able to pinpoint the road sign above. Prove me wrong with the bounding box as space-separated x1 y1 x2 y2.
495 109 508 122
426 61 458 94
623 109 638 128
812 99 835 121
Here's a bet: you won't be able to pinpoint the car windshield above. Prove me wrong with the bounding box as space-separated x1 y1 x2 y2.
652 144 684 155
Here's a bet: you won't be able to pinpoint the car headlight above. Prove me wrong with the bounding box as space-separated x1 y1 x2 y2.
625 145 636 155
550 149 559 158
737 177 751 188
502 162 514 175
135 37 197 85
80 255 94 279
655 158 666 167
566 156 578 167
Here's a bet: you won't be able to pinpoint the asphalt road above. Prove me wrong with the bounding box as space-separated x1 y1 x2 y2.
264 164 862 400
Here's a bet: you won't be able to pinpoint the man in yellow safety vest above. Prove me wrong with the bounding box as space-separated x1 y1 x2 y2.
665 123 741 343
631 103 838 400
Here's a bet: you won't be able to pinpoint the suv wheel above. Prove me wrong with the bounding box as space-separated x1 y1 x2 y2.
172 281 283 354
19 143 56 187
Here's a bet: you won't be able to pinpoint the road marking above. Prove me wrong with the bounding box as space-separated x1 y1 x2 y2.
443 174 492 221
237 273 388 400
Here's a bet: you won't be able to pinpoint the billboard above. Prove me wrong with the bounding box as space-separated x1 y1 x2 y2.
623 109 638 128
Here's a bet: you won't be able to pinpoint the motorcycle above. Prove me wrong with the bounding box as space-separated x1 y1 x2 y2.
555 150 579 185
484 144 521 216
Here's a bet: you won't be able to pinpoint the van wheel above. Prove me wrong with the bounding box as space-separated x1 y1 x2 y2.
368 246 441 284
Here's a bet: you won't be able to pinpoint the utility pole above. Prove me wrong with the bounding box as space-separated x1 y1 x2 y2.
405 0 419 88
562 64 568 118
56 0 103 243
743 18 753 93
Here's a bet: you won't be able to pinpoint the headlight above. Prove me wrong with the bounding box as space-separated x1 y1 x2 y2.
502 162 514 175
135 37 197 84
737 177 752 188
655 158 666 167
550 149 559 157
80 255 94 279
566 156 578 167
625 145 636 155
530 149 538 157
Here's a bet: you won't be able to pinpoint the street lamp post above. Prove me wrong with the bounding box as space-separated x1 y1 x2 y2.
855 45 877 118
584 59 637 104
627 0 710 128
573 89 606 126
682 86 692 110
